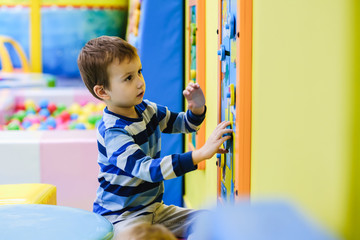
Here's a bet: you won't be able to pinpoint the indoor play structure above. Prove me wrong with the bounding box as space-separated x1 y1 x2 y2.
1 0 360 239
184 0 360 239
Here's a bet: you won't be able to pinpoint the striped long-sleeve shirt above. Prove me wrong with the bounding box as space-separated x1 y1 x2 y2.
93 99 206 219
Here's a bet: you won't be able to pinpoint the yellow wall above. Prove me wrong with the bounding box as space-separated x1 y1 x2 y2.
184 0 219 209
348 0 360 238
251 0 356 238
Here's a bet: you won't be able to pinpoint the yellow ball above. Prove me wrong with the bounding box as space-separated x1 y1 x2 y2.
68 103 81 115
84 102 96 111
77 115 88 124
24 99 36 110
27 123 39 131
96 102 106 112
85 123 95 130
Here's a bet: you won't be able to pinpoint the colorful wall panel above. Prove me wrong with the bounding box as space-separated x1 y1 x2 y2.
183 0 220 209
216 0 252 203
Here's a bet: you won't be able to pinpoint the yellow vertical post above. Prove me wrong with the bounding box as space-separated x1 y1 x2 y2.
30 0 42 72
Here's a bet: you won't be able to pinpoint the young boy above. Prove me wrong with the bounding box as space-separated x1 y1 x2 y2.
77 36 232 238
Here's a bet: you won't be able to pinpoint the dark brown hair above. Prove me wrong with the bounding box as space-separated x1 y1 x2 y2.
77 36 137 100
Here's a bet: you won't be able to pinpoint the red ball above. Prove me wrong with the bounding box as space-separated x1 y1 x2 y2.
47 103 57 113
59 111 71 122
15 103 26 111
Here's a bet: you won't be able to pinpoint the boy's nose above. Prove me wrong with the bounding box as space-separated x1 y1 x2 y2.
137 78 144 88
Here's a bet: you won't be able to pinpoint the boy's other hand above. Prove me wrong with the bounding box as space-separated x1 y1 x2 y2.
192 121 233 165
183 82 205 115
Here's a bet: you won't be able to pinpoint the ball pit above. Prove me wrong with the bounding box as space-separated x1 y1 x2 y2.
0 99 105 131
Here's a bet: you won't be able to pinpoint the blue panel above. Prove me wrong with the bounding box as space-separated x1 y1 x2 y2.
42 8 127 78
0 8 30 70
138 0 184 207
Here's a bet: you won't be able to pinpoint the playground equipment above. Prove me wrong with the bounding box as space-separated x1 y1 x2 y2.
217 0 252 203
186 0 206 170
0 35 30 73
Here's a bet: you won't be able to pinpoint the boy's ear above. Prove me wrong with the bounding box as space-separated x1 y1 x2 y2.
93 85 110 100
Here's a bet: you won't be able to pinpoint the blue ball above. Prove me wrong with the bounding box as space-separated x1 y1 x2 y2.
22 121 32 129
45 117 57 128
39 99 49 109
75 123 86 130
70 114 78 120
39 109 51 117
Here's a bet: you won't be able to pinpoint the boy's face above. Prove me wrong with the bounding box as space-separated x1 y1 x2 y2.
105 56 145 112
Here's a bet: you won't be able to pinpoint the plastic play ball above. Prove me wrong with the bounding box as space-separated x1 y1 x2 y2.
26 107 36 115
39 109 51 117
13 110 27 122
24 99 36 110
57 104 67 112
69 103 81 115
68 122 77 130
15 103 26 111
96 102 106 112
45 117 57 129
75 123 87 130
70 114 78 121
39 99 49 109
47 103 57 113
0 99 104 131
7 121 20 130
59 111 71 123
27 123 40 131
87 115 98 125
22 120 32 129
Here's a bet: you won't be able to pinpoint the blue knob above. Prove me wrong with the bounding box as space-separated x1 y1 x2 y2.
227 93 231 98
227 14 236 38
218 44 226 61
225 23 230 30
216 153 221 159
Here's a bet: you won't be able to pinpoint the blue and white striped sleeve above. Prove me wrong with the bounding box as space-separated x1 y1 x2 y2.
148 101 206 134
104 128 197 182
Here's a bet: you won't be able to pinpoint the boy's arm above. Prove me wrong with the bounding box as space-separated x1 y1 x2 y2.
104 128 197 183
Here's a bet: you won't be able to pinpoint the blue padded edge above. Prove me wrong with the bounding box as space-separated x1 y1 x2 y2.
138 0 184 207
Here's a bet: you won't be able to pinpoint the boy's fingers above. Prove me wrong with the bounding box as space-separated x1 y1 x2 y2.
186 86 194 92
183 90 190 96
218 136 232 146
217 148 228 154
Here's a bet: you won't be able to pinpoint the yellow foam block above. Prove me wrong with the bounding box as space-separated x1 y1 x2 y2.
0 184 56 205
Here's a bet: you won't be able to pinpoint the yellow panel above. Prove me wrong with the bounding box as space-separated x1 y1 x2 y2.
347 0 360 239
30 0 41 72
252 0 355 238
0 0 28 4
183 0 219 209
0 184 56 205
41 0 127 7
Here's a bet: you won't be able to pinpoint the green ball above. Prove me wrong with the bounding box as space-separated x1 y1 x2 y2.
57 104 67 112
7 122 20 130
69 122 77 130
87 115 98 125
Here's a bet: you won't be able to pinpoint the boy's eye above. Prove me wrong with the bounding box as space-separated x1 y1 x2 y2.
138 69 142 75
125 75 132 81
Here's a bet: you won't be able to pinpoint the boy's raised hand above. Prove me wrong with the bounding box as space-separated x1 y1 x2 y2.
183 82 205 115
192 121 233 165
